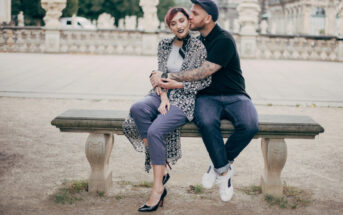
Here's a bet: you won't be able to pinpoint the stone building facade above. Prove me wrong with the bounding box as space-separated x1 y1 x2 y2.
266 0 343 36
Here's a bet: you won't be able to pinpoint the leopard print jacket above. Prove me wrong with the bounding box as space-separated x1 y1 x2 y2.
122 36 210 172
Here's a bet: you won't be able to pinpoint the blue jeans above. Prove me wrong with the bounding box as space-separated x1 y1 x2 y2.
194 94 259 174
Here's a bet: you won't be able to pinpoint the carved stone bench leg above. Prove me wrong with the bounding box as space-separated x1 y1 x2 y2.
260 138 287 197
85 133 114 194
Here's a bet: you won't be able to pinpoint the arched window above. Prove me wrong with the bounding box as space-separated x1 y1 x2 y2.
311 8 326 35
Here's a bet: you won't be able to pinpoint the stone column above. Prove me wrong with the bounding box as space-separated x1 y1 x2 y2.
41 0 66 52
338 3 343 37
261 138 287 197
85 133 114 194
0 0 11 25
302 5 312 35
337 3 343 61
284 9 289 34
139 0 159 55
325 7 336 36
237 0 260 58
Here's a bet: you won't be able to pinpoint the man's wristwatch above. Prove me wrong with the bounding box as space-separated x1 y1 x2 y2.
161 73 168 79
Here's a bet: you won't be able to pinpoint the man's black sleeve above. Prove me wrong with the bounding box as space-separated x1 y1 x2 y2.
206 38 235 68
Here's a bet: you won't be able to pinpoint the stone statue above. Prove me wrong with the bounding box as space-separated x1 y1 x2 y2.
118 19 125 29
125 16 136 30
97 13 115 29
41 0 66 29
260 19 268 34
237 0 260 35
139 0 159 32
18 11 24 27
137 17 144 30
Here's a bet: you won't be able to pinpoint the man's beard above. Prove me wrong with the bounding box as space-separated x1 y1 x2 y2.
190 20 206 31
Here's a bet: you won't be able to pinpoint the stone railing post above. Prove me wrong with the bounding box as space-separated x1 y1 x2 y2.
139 0 159 55
261 138 287 197
41 0 66 52
237 0 260 58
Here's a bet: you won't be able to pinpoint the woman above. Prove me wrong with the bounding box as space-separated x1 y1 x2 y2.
122 7 210 212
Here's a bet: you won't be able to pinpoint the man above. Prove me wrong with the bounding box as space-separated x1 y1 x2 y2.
151 0 259 202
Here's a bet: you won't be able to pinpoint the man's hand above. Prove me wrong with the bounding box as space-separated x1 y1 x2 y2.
158 78 183 89
150 70 163 87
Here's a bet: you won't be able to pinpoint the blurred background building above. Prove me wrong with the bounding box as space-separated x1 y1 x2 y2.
1 0 343 61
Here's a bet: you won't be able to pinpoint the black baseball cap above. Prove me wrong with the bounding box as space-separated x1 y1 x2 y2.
191 0 219 22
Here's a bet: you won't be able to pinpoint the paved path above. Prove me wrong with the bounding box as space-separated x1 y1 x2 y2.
1 53 343 106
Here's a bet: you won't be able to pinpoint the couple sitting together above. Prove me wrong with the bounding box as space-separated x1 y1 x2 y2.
122 0 259 212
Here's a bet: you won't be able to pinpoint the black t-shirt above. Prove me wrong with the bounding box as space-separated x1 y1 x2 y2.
198 24 249 98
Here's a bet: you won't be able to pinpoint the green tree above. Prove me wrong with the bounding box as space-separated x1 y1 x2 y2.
62 0 79 17
102 0 142 26
78 0 104 21
11 0 23 16
20 0 45 26
157 0 176 22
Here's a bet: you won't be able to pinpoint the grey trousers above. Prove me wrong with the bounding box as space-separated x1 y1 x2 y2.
130 93 188 165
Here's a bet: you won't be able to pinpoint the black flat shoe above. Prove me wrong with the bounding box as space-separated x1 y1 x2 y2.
138 188 167 212
162 173 170 185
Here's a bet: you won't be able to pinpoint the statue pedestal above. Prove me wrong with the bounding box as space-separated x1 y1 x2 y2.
142 33 158 55
45 30 60 52
41 0 66 53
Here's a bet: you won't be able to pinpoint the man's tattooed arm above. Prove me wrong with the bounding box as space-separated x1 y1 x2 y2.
169 61 221 82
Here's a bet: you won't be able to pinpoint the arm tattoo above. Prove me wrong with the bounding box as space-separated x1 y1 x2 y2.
169 61 221 82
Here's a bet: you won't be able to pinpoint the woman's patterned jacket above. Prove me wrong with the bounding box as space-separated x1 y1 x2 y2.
122 36 211 172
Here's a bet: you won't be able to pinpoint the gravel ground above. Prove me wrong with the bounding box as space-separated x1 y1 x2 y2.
0 97 342 215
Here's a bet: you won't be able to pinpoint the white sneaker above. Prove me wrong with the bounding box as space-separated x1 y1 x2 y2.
216 172 234 202
202 161 217 189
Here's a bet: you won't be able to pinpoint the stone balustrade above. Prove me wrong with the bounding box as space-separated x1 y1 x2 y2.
255 34 341 61
0 27 170 55
1 26 342 62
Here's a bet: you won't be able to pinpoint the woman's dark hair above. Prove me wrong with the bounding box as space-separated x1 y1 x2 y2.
164 7 190 27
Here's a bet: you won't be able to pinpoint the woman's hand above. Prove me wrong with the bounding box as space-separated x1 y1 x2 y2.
159 78 184 89
154 87 163 95
158 94 170 115
150 71 163 87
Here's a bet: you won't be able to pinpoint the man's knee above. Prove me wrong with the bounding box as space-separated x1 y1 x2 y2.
195 114 220 130
239 118 259 137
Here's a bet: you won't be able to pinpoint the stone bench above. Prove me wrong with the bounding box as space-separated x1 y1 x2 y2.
51 109 324 197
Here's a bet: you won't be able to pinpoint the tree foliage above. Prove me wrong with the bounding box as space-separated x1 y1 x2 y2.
102 0 142 25
77 0 104 20
11 0 176 26
62 0 79 17
12 0 45 26
157 0 176 22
